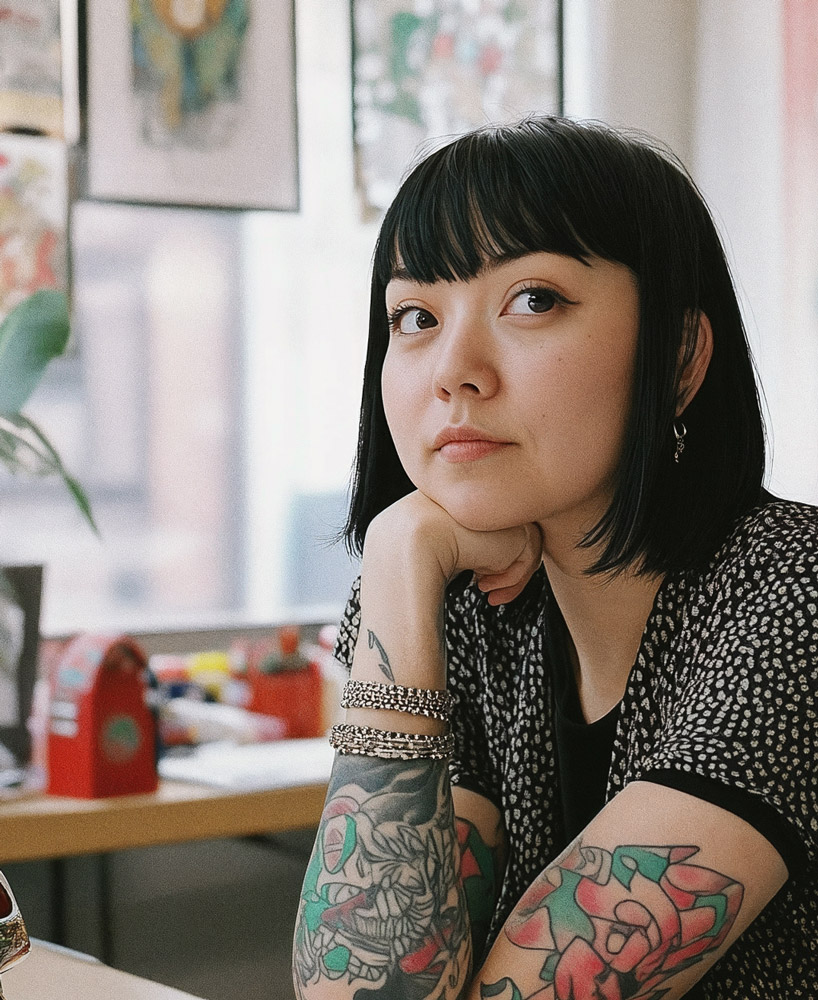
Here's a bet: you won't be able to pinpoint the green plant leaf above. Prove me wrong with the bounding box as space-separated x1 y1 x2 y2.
0 290 71 415
0 414 98 535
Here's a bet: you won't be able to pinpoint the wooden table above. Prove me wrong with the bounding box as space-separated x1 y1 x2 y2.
0 774 330 966
0 779 329 864
0 739 332 968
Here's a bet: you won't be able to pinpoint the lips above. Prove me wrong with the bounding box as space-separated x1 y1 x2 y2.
432 425 509 449
432 425 513 463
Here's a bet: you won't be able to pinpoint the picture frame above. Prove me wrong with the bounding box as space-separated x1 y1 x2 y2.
0 565 43 766
0 0 65 138
351 0 563 216
0 132 69 321
85 0 299 211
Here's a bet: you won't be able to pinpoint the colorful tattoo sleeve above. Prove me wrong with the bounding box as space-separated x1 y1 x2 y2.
293 756 472 1000
479 840 744 1000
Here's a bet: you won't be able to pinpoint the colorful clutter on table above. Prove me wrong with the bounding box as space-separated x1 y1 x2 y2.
42 623 340 798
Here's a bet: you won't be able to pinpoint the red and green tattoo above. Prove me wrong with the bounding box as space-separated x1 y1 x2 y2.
482 840 744 1000
456 817 503 961
294 757 473 999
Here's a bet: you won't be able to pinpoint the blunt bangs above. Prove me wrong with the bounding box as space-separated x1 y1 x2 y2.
373 123 594 287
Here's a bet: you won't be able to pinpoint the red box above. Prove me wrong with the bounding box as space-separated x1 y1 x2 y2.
47 635 158 798
246 626 323 739
247 659 323 739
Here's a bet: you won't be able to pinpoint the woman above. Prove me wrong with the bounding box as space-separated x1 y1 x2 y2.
292 117 817 999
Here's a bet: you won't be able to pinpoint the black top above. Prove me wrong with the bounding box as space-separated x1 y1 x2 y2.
548 596 620 843
547 598 712 1000
335 498 818 997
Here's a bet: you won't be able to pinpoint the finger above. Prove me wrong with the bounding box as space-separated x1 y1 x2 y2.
476 528 542 603
475 561 534 601
475 557 529 591
485 581 528 605
476 526 542 579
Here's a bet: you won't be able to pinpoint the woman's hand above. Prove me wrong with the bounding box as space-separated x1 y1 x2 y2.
349 491 542 694
365 490 543 605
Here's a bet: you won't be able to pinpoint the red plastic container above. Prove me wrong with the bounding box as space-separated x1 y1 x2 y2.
47 634 158 798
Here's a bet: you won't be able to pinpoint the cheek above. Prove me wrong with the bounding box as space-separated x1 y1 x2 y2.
562 336 633 418
381 358 420 464
526 348 633 481
381 360 401 432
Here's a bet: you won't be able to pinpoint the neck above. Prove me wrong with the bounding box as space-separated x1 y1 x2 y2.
542 540 663 724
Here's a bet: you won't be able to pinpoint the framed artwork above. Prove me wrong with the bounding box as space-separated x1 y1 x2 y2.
85 0 299 210
0 0 65 138
0 565 43 766
352 0 562 215
0 133 69 322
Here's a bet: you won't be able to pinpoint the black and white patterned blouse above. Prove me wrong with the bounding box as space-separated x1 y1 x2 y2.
334 499 818 997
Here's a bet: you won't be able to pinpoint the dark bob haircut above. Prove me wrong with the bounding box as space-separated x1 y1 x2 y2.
344 116 765 577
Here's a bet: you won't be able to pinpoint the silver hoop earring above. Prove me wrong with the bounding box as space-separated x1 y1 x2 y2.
673 420 687 464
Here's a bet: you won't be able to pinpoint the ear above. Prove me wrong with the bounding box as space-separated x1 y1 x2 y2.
676 310 713 415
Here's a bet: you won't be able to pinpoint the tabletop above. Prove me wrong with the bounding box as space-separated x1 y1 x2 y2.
0 739 334 864
3 940 206 999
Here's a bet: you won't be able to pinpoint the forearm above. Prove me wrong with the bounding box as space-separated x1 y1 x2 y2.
293 754 471 999
293 497 541 997
466 781 784 1000
293 523 472 999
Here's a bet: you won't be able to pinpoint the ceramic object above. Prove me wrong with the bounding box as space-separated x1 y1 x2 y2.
0 869 30 999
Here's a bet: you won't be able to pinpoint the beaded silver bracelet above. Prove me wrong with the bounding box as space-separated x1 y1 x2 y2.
329 723 454 760
341 679 452 721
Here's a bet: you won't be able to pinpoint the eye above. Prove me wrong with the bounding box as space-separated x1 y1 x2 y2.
386 305 438 335
505 286 564 315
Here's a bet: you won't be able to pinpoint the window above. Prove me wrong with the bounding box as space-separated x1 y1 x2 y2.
1 1 562 634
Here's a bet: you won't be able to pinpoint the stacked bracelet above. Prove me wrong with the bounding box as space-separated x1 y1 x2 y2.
341 679 452 721
329 723 454 760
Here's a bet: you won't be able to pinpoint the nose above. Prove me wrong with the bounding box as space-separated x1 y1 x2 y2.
433 315 499 402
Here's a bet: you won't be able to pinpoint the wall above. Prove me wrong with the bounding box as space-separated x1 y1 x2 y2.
565 0 818 503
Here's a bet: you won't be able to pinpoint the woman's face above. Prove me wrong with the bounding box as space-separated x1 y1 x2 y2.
381 252 640 544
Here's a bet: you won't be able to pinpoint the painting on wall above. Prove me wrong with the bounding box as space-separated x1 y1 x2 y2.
352 0 561 215
0 0 64 137
86 0 299 210
0 133 68 322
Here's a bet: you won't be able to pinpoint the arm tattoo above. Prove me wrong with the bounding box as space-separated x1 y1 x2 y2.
367 629 395 682
294 755 471 999
480 840 744 1000
456 818 502 963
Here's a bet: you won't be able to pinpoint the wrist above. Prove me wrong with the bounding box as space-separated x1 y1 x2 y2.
341 678 450 736
352 538 447 694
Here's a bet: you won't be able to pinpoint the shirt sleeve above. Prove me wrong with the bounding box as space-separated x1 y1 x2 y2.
332 576 361 672
634 502 818 876
445 579 502 810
